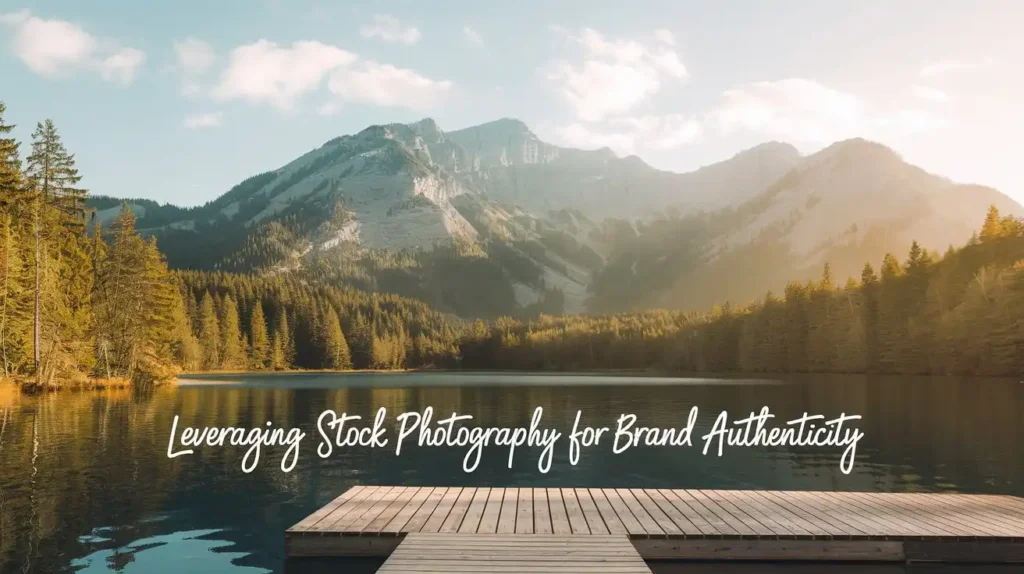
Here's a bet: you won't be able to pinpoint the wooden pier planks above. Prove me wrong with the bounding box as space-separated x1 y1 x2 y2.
377 533 652 574
285 487 1024 563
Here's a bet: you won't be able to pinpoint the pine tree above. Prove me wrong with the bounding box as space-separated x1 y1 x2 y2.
0 102 26 210
24 119 93 384
198 292 220 370
980 205 1002 242
219 294 244 369
272 307 294 369
249 301 270 369
92 206 188 381
25 119 87 231
321 304 352 369
860 263 880 371
0 103 30 377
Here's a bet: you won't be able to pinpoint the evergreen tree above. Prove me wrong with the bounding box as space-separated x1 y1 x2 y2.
0 103 30 377
272 307 294 369
198 292 220 370
249 301 270 369
980 205 1002 242
219 294 244 369
24 119 93 385
91 206 187 381
320 305 352 369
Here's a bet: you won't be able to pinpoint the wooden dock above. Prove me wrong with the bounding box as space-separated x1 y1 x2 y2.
377 533 652 573
286 486 1024 564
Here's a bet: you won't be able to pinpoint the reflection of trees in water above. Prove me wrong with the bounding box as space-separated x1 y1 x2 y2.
0 376 1021 573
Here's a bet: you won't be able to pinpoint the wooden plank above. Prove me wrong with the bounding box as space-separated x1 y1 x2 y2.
515 487 534 533
288 485 366 531
632 539 906 562
477 488 504 534
383 487 433 533
562 487 591 534
440 487 477 533
379 533 652 573
590 488 629 535
942 495 1024 534
730 490 809 536
534 488 553 534
402 487 447 533
615 489 663 536
913 493 1024 536
497 487 518 534
575 488 610 534
744 490 830 537
660 489 726 535
422 487 462 533
548 488 572 534
684 489 755 536
365 487 420 533
631 489 681 536
319 485 394 532
786 490 889 537
305 485 379 532
764 490 866 537
881 492 1013 537
702 490 776 536
458 487 490 534
346 486 405 532
839 492 963 537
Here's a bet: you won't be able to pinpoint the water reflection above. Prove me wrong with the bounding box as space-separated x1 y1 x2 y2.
0 374 1021 573
71 528 271 574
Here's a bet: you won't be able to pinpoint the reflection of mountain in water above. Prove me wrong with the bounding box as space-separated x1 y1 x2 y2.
0 374 1021 573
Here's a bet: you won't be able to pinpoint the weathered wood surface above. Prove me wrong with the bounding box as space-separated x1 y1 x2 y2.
376 533 652 573
285 487 1024 563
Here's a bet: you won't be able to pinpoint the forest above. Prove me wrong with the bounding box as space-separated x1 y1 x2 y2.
2 99 1023 389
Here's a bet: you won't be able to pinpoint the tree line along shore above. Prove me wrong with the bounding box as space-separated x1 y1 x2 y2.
2 102 1023 390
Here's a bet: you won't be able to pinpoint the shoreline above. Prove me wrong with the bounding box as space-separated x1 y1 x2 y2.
7 368 1019 394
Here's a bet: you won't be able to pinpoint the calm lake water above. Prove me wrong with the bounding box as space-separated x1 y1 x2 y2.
0 372 1021 573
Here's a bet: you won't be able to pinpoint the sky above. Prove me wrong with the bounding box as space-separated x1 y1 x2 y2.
1 0 1022 207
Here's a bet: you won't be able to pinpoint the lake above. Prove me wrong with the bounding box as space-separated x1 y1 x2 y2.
1 372 1021 573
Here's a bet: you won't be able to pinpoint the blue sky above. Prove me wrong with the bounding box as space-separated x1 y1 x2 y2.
2 0 1022 206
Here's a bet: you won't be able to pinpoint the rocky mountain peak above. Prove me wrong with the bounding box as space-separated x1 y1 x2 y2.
407 117 445 143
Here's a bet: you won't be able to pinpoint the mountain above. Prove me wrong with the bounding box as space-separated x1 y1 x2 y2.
88 118 1022 319
588 138 1024 312
440 119 802 218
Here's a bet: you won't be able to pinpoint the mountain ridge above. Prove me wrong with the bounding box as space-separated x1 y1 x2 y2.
88 116 1023 319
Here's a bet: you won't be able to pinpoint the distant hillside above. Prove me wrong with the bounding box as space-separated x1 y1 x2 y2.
589 138 1024 312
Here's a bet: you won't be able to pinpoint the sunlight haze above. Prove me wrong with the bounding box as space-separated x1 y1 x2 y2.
1 0 1022 205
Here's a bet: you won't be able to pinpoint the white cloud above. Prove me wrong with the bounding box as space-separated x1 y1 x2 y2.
911 85 950 103
548 28 688 122
709 78 945 144
212 40 356 110
327 61 452 110
360 14 420 45
174 37 215 97
918 57 993 79
208 38 450 113
183 112 223 129
99 47 146 85
0 9 145 84
463 25 483 45
711 79 863 143
555 113 702 155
